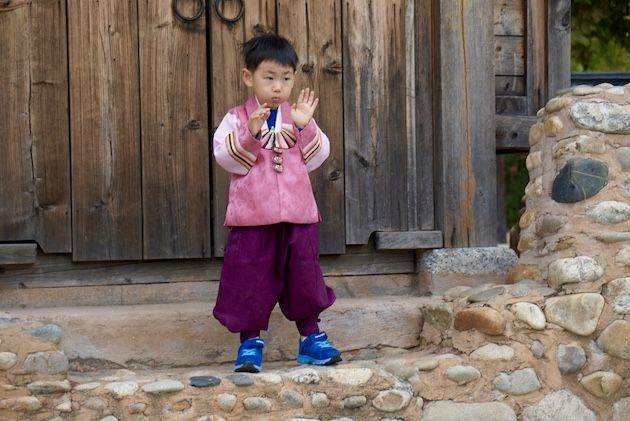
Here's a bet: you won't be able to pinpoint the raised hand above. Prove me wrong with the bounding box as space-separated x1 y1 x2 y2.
248 103 271 137
291 88 319 128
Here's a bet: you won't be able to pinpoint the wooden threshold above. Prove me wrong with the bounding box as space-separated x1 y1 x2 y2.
374 231 443 250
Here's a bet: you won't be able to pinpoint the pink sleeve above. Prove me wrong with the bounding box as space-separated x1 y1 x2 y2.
213 111 262 175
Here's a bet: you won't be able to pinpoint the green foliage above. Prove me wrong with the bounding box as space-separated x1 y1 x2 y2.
571 0 630 71
503 154 529 229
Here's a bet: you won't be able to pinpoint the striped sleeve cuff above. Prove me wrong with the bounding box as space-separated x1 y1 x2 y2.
225 129 257 170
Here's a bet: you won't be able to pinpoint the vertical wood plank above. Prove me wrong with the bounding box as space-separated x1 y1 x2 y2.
0 0 71 253
433 0 497 247
68 0 142 261
277 0 345 254
494 0 526 36
0 2 33 248
138 0 211 259
547 0 570 98
343 0 408 245
405 0 417 230
526 0 547 114
210 0 276 256
415 0 435 230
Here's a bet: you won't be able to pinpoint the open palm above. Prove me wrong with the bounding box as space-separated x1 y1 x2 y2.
291 88 319 128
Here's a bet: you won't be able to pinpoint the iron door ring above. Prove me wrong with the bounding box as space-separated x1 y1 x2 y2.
172 0 206 22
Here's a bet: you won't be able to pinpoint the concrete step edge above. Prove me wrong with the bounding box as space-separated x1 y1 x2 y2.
4 296 429 370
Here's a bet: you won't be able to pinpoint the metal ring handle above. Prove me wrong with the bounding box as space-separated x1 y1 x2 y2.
172 0 205 22
214 0 244 23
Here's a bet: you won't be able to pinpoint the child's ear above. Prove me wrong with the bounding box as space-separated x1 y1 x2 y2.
241 68 254 88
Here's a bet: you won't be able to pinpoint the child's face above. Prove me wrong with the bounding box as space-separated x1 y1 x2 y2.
242 60 295 109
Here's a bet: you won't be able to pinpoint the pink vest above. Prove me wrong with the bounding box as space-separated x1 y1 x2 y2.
213 96 330 226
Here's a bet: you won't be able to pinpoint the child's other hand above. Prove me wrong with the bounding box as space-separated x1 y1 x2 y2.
248 103 271 137
291 88 319 128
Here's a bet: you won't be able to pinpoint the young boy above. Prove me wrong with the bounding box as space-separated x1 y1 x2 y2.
212 33 341 373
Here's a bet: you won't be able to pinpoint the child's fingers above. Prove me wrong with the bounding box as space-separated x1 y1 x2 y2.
311 97 319 110
308 90 315 105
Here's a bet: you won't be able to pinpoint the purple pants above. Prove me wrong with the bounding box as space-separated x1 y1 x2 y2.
213 223 336 334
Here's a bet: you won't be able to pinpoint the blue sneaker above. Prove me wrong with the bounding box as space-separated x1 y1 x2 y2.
297 331 342 365
234 337 264 373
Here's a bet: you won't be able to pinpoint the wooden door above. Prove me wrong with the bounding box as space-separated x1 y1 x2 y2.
68 0 211 261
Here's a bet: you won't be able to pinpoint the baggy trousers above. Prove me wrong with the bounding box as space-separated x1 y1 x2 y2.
213 223 336 333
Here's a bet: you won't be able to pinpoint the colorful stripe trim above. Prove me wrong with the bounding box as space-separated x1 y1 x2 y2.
226 130 256 169
261 125 297 150
302 131 322 163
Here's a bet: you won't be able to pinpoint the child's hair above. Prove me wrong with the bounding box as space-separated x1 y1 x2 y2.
242 33 299 71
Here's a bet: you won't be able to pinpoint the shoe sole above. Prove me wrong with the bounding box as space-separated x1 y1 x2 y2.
297 354 342 366
234 361 261 373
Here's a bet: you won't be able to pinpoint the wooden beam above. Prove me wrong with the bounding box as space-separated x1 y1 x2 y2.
0 244 37 266
0 245 415 288
496 114 537 152
374 231 443 250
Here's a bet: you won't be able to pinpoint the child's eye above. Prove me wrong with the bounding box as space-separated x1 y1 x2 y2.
266 77 273 80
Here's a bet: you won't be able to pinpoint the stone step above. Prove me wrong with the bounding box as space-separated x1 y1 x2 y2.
417 247 518 294
3 296 426 370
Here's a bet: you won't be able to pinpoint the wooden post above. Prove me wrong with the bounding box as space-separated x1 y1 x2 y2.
432 0 497 247
526 0 547 114
547 0 571 98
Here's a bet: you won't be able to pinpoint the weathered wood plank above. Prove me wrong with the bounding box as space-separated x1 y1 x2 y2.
494 35 525 76
374 231 443 250
210 0 276 256
138 0 211 259
527 0 547 114
496 114 536 152
547 0 571 98
433 0 497 247
414 0 435 230
496 96 528 115
0 246 415 288
278 0 345 254
0 244 37 266
494 0 525 36
68 0 142 261
344 0 408 245
0 0 71 253
496 75 525 96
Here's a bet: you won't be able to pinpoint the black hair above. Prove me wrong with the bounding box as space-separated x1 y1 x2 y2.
242 33 299 71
